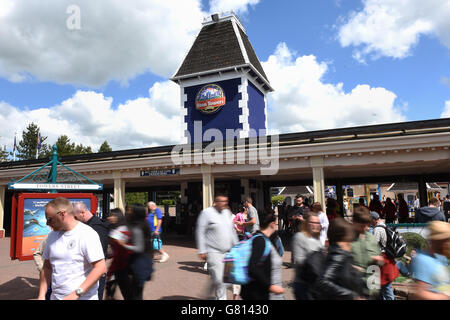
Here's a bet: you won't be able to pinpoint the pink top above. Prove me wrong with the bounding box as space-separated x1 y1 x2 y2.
234 212 246 234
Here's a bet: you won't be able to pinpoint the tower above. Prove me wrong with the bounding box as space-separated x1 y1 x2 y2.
171 12 273 143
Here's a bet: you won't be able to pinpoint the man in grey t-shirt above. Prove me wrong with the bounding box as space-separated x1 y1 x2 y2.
196 194 238 300
242 197 260 234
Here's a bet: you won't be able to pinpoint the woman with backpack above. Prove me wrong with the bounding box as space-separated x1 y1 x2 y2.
292 211 323 300
240 214 284 300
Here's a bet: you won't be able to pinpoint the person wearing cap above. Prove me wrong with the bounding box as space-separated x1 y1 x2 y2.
368 211 380 234
411 221 450 299
370 210 400 300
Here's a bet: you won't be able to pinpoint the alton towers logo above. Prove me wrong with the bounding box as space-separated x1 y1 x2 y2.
195 84 226 114
171 121 280 175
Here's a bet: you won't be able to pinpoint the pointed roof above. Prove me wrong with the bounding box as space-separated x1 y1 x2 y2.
171 13 273 92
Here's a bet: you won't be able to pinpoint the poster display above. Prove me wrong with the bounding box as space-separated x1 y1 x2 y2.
10 193 97 261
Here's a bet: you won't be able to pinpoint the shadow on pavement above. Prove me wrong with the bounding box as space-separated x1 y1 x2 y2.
178 261 208 275
161 234 197 249
159 295 202 300
0 276 39 300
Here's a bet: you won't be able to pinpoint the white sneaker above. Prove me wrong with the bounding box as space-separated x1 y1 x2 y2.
159 252 170 263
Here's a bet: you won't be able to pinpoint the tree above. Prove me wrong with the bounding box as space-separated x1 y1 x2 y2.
271 195 285 206
0 146 8 162
43 135 93 157
16 123 48 160
54 135 75 157
125 192 148 206
73 143 92 155
98 140 112 153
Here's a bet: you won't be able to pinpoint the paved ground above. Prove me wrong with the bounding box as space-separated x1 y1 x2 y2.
0 233 295 300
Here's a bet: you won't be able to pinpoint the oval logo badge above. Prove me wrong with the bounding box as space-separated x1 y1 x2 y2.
195 84 226 114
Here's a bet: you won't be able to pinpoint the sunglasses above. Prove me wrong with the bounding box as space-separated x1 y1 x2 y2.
46 210 64 223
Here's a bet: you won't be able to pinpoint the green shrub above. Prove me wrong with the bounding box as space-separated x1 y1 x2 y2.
271 195 285 206
402 232 428 255
161 199 175 206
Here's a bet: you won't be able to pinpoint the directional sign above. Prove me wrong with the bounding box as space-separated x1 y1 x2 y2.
140 169 180 177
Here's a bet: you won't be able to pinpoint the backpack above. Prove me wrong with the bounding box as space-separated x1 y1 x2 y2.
223 234 271 285
299 249 327 287
374 225 407 258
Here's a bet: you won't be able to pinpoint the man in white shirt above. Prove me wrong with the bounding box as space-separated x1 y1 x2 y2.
37 197 106 300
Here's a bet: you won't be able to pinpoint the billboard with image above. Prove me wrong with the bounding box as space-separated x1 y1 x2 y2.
10 193 97 261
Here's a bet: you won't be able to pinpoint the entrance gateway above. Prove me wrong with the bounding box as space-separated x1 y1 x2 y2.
0 12 449 238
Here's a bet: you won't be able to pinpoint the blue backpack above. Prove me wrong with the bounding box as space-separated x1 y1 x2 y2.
223 234 271 285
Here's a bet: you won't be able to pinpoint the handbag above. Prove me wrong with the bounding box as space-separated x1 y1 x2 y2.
152 233 162 251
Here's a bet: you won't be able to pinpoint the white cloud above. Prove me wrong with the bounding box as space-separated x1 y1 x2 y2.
0 0 263 87
0 0 204 86
209 0 260 15
262 42 407 134
0 81 183 152
337 0 450 62
441 100 450 118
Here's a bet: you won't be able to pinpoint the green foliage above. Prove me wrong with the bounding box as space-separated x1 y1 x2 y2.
271 195 285 206
397 232 428 266
125 192 148 206
98 140 112 153
43 135 93 157
0 146 8 162
402 232 428 254
16 122 48 160
161 199 175 206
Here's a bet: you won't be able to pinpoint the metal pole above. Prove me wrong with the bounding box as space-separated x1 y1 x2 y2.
50 145 58 193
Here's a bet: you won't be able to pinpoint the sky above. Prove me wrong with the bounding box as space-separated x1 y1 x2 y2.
0 0 449 155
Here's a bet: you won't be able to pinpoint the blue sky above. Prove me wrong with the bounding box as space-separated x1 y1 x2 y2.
0 0 449 153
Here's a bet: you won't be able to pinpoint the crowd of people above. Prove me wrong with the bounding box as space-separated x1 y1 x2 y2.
33 193 449 300
197 193 449 300
35 197 169 300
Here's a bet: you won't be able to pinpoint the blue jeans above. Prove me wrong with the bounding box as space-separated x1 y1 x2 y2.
294 281 310 300
98 274 106 300
396 261 411 277
380 282 395 300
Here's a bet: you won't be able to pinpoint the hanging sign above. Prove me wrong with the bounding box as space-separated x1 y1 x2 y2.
140 169 180 177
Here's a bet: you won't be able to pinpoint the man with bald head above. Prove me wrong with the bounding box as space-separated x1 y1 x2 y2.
147 201 170 263
73 201 110 299
38 197 106 300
